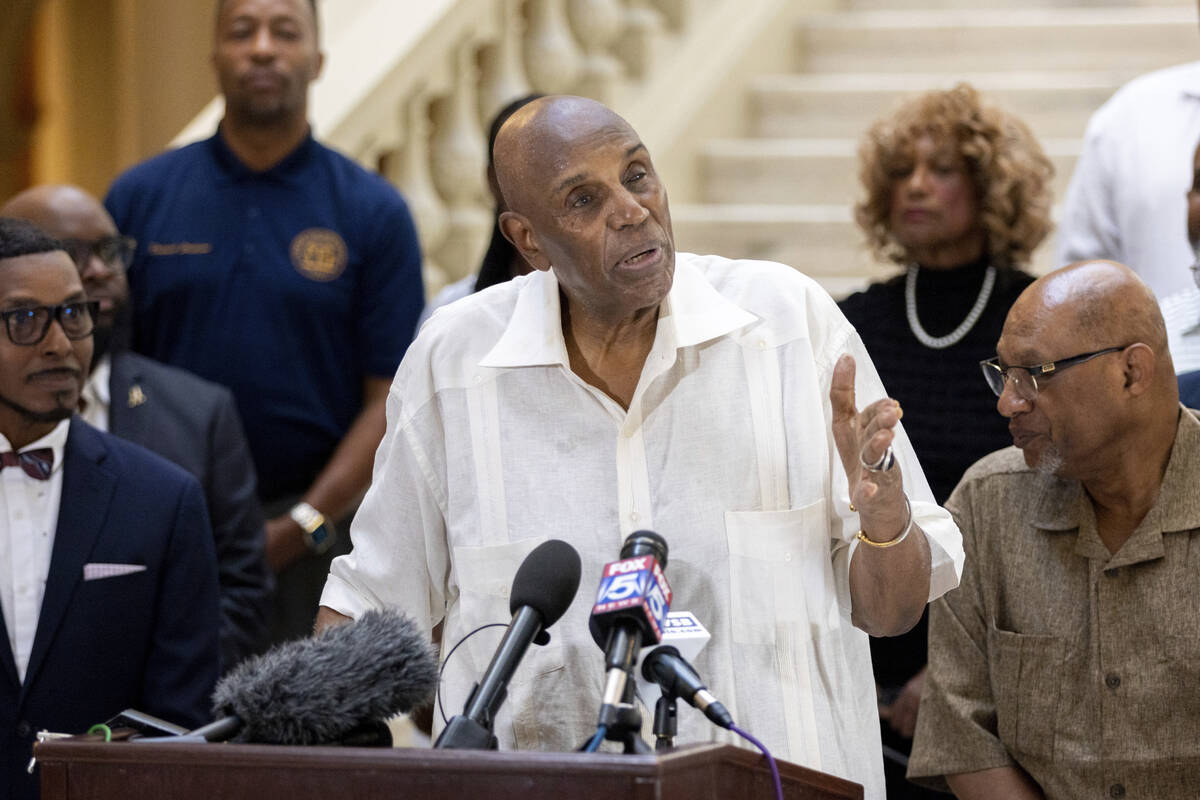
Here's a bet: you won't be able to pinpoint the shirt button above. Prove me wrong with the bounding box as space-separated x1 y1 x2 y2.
784 553 792 562
16 721 32 738
757 339 767 349
1104 568 1119 578
630 512 640 522
1105 673 1121 690
1109 783 1125 798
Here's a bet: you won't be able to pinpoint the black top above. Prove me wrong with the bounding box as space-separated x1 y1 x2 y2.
839 257 1035 687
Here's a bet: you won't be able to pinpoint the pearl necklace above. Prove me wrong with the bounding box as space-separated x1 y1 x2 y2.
905 264 996 350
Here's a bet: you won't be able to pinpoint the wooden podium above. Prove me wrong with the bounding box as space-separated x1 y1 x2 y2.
35 739 863 800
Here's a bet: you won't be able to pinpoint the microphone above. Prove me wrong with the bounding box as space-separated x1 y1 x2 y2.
589 530 672 725
181 608 438 745
631 610 711 706
435 538 582 750
642 645 734 730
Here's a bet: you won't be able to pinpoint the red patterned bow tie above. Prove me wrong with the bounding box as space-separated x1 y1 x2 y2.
1 449 53 480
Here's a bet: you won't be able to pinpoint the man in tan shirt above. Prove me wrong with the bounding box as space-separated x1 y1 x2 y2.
908 260 1200 799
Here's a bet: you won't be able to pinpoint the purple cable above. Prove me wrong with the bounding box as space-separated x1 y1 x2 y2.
729 724 783 800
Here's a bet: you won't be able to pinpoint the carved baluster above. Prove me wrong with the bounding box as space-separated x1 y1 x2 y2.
567 0 623 103
479 0 533 127
613 0 665 81
523 0 582 93
383 90 449 298
429 42 492 284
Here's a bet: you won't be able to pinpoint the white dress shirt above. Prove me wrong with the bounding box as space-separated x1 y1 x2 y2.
322 253 964 797
0 419 70 683
80 355 111 431
1058 61 1200 300
1160 285 1200 375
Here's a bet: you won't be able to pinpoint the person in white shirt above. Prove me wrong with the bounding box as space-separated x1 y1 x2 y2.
316 96 963 796
1160 138 1200 406
1058 60 1200 372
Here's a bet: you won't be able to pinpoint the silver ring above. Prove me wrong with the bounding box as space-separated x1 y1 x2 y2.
860 446 895 473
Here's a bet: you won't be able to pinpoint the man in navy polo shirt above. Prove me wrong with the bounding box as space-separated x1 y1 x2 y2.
104 0 424 643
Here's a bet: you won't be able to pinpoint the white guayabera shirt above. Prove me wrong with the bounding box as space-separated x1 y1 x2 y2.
323 253 964 798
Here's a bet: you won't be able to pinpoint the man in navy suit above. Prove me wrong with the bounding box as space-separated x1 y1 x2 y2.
3 185 270 670
0 218 219 800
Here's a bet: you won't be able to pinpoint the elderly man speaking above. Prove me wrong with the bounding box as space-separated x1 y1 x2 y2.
909 260 1200 799
317 96 962 795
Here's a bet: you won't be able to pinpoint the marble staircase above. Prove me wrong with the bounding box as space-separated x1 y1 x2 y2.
670 1 1199 298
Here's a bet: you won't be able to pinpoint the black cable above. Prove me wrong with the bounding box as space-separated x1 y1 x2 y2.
436 622 509 724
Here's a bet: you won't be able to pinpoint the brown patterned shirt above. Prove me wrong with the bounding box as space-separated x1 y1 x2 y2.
908 407 1200 799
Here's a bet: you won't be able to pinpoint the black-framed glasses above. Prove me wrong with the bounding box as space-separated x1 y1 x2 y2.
60 236 135 272
0 301 99 346
980 346 1128 403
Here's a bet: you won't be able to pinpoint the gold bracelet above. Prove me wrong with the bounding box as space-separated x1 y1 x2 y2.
854 496 913 549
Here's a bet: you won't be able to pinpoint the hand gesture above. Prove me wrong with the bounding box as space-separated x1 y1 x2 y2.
830 354 907 540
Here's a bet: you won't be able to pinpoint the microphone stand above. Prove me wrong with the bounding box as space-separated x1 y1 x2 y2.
598 675 652 754
652 692 677 752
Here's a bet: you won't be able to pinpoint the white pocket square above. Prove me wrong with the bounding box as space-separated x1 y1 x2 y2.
83 563 147 581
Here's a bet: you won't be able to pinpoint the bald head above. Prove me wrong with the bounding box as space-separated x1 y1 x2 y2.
2 185 118 241
996 260 1181 484
493 95 641 218
1009 260 1169 364
490 95 675 330
3 185 130 359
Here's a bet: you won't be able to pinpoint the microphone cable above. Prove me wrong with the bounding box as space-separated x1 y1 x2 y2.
729 724 782 800
435 622 510 724
583 724 607 753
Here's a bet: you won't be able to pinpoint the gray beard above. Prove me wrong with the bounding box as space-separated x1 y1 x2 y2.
1034 442 1065 478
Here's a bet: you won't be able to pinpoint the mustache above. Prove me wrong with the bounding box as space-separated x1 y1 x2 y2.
25 367 81 383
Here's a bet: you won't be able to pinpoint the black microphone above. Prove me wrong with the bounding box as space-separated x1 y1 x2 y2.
177 608 438 745
435 539 582 750
589 530 671 726
641 645 734 729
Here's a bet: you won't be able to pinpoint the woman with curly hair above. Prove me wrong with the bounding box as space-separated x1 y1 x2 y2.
838 83 1053 799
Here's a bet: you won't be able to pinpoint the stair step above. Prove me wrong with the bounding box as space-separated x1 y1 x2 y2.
699 138 1079 204
748 70 1123 138
671 203 1059 298
799 7 1198 73
846 0 1195 9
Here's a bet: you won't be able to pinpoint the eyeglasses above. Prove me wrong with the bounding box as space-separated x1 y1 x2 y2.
0 302 99 346
60 236 135 272
980 346 1127 403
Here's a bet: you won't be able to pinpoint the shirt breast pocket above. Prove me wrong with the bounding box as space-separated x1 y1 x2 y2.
724 499 840 647
987 625 1062 760
451 538 565 683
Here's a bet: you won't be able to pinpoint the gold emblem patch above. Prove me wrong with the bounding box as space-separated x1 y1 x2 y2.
290 228 348 282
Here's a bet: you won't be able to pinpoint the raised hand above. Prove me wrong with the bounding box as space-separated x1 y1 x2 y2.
830 354 908 543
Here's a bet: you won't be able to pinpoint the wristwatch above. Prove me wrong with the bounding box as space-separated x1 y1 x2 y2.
289 502 337 555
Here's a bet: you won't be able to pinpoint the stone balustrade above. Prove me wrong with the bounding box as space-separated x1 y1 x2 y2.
332 0 696 295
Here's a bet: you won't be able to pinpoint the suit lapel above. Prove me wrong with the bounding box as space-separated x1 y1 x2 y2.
21 418 116 698
0 613 18 689
107 352 148 441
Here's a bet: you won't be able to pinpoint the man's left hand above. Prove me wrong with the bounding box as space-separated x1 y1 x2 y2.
830 354 908 541
880 666 926 739
266 514 308 573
